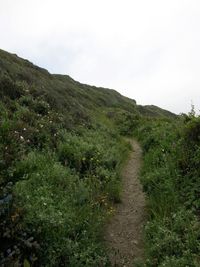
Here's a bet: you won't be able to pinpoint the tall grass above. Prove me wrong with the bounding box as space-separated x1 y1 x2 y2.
136 117 200 267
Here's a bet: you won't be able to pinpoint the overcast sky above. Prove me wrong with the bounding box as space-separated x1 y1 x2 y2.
1 0 200 114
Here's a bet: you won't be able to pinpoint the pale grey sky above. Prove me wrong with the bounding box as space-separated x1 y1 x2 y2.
1 0 200 114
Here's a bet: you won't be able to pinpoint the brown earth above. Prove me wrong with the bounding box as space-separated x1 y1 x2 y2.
104 139 146 267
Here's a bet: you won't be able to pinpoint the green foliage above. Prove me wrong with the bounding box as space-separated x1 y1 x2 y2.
106 109 140 135
144 209 200 267
11 130 128 266
183 116 200 145
0 69 131 265
14 152 105 266
136 116 200 266
0 75 24 99
0 48 178 266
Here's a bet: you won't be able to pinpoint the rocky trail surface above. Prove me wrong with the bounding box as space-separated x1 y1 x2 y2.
104 139 146 266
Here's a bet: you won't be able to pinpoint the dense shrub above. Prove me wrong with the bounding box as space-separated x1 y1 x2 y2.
136 117 200 266
0 75 24 100
107 109 140 135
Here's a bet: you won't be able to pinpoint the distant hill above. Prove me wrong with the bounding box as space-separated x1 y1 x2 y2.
0 48 176 120
137 104 177 118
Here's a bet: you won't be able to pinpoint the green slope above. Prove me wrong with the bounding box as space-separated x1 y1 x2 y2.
0 48 175 120
0 48 177 266
0 49 137 113
137 104 177 118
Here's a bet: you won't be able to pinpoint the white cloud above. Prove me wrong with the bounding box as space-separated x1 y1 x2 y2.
0 0 200 113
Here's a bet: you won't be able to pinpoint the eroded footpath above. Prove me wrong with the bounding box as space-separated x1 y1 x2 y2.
104 139 146 266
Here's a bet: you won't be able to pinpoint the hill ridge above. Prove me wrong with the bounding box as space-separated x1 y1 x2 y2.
0 48 176 119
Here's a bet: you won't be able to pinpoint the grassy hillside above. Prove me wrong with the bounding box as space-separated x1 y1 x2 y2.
0 49 175 121
0 49 177 266
137 105 177 119
0 49 136 112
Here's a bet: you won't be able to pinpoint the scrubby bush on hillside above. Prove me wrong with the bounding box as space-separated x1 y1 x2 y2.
107 109 140 135
0 75 24 100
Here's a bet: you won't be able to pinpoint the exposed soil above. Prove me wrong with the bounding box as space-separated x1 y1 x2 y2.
104 139 146 267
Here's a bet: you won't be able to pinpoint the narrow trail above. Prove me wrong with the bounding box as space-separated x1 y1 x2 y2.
104 139 146 267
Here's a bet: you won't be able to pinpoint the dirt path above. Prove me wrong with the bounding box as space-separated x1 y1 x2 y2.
104 139 146 267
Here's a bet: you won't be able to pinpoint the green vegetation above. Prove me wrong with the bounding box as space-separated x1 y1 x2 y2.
0 73 131 266
2 48 197 267
135 114 200 266
0 49 150 266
